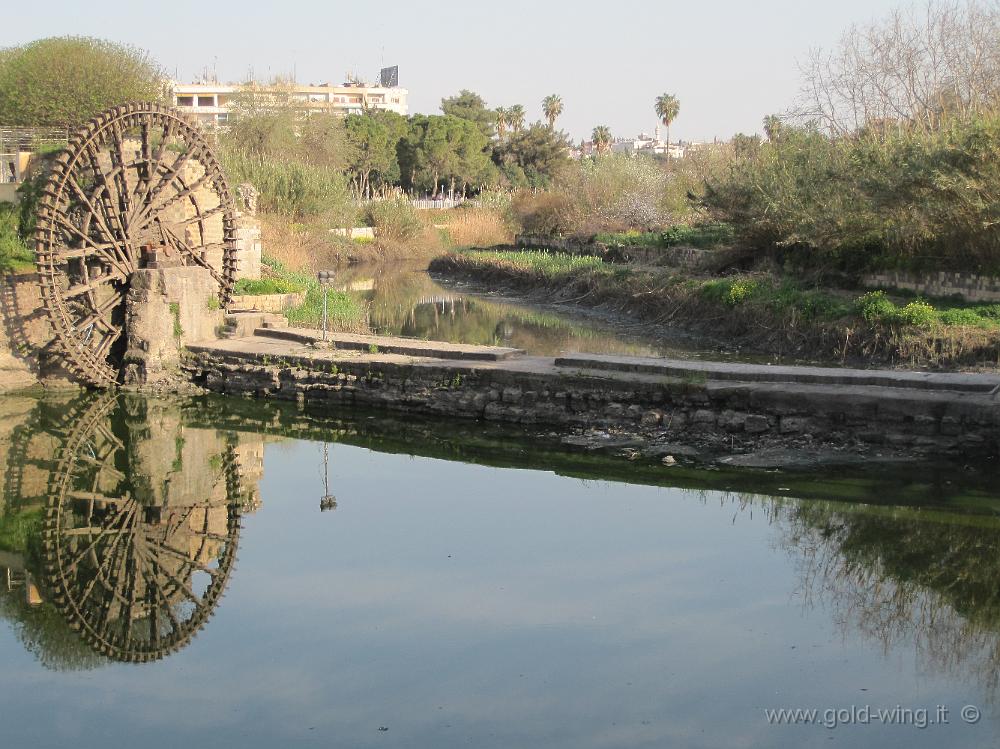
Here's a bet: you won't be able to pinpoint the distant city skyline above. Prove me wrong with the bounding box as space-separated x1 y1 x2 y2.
5 0 909 142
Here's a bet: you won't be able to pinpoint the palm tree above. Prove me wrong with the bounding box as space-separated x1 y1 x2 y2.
495 106 509 140
508 104 526 133
591 125 613 155
763 114 783 142
542 94 563 130
654 93 680 150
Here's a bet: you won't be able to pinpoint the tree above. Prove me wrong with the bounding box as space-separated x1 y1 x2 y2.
299 114 352 171
450 118 495 195
440 89 495 138
0 37 167 127
591 125 613 155
400 114 493 197
495 107 509 141
542 94 564 129
508 104 526 133
797 1 1000 134
492 123 570 188
219 77 300 158
344 110 407 198
763 114 784 142
654 93 680 148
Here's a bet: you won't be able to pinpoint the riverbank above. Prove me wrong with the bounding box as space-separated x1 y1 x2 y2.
183 326 1000 466
430 251 1000 370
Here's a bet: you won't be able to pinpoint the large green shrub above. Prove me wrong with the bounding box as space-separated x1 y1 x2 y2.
219 147 356 224
703 114 1000 274
0 37 166 126
364 198 423 241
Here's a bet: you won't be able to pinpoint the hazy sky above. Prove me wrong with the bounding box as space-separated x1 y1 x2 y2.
5 0 908 142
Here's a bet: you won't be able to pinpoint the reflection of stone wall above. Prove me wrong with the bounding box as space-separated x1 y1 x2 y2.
186 348 1000 459
0 397 39 513
234 438 265 512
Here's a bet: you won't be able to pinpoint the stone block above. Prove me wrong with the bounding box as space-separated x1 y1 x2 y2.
501 387 523 404
640 410 663 427
718 410 746 431
744 414 771 434
779 416 810 434
692 409 716 424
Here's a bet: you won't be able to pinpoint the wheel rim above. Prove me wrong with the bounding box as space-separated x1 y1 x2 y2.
34 102 238 387
41 393 244 663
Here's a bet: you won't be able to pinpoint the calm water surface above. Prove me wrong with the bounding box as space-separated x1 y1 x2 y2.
333 262 728 359
0 392 997 748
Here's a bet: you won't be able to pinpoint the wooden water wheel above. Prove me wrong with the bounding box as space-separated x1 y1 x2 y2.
40 393 244 663
33 102 238 387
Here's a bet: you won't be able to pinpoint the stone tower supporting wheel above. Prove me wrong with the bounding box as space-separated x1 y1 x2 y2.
33 102 238 387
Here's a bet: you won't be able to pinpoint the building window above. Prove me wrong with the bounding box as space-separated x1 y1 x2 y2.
176 96 194 106
197 96 215 107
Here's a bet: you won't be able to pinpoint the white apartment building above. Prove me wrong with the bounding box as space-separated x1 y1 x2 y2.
611 132 687 159
171 80 409 128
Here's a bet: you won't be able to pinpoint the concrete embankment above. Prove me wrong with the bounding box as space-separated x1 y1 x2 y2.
185 326 1000 461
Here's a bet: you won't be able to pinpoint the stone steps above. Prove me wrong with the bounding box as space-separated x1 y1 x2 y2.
222 312 287 339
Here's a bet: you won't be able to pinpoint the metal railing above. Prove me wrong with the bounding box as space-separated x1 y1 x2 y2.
0 127 69 183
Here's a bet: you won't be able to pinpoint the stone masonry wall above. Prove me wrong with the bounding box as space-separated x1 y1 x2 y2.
123 267 224 386
864 270 1000 303
185 349 1000 459
0 271 77 391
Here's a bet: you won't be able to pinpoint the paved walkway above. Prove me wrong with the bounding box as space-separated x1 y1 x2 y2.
193 327 1000 400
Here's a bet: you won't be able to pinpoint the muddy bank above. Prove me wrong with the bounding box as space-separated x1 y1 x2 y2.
429 254 1000 371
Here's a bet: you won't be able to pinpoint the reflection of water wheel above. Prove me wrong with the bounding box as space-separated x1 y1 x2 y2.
34 103 238 387
41 394 243 663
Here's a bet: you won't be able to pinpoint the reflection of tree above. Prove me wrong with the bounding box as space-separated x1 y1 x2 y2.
334 261 677 357
774 498 1000 698
0 591 106 671
0 393 259 668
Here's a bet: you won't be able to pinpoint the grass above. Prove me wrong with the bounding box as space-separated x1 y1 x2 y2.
0 508 43 553
169 303 183 339
286 285 369 331
234 277 307 295
856 291 1000 330
439 207 513 248
0 202 34 274
259 256 369 332
432 250 1000 368
595 223 735 250
459 249 605 277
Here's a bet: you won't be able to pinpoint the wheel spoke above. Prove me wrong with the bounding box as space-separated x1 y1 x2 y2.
36 104 237 387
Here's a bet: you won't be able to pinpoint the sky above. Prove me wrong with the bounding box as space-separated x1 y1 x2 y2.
5 0 909 142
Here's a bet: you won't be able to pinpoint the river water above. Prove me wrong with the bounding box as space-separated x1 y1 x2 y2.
0 391 997 748
331 262 729 359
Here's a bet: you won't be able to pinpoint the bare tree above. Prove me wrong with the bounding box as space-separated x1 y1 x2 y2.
795 1 1000 134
